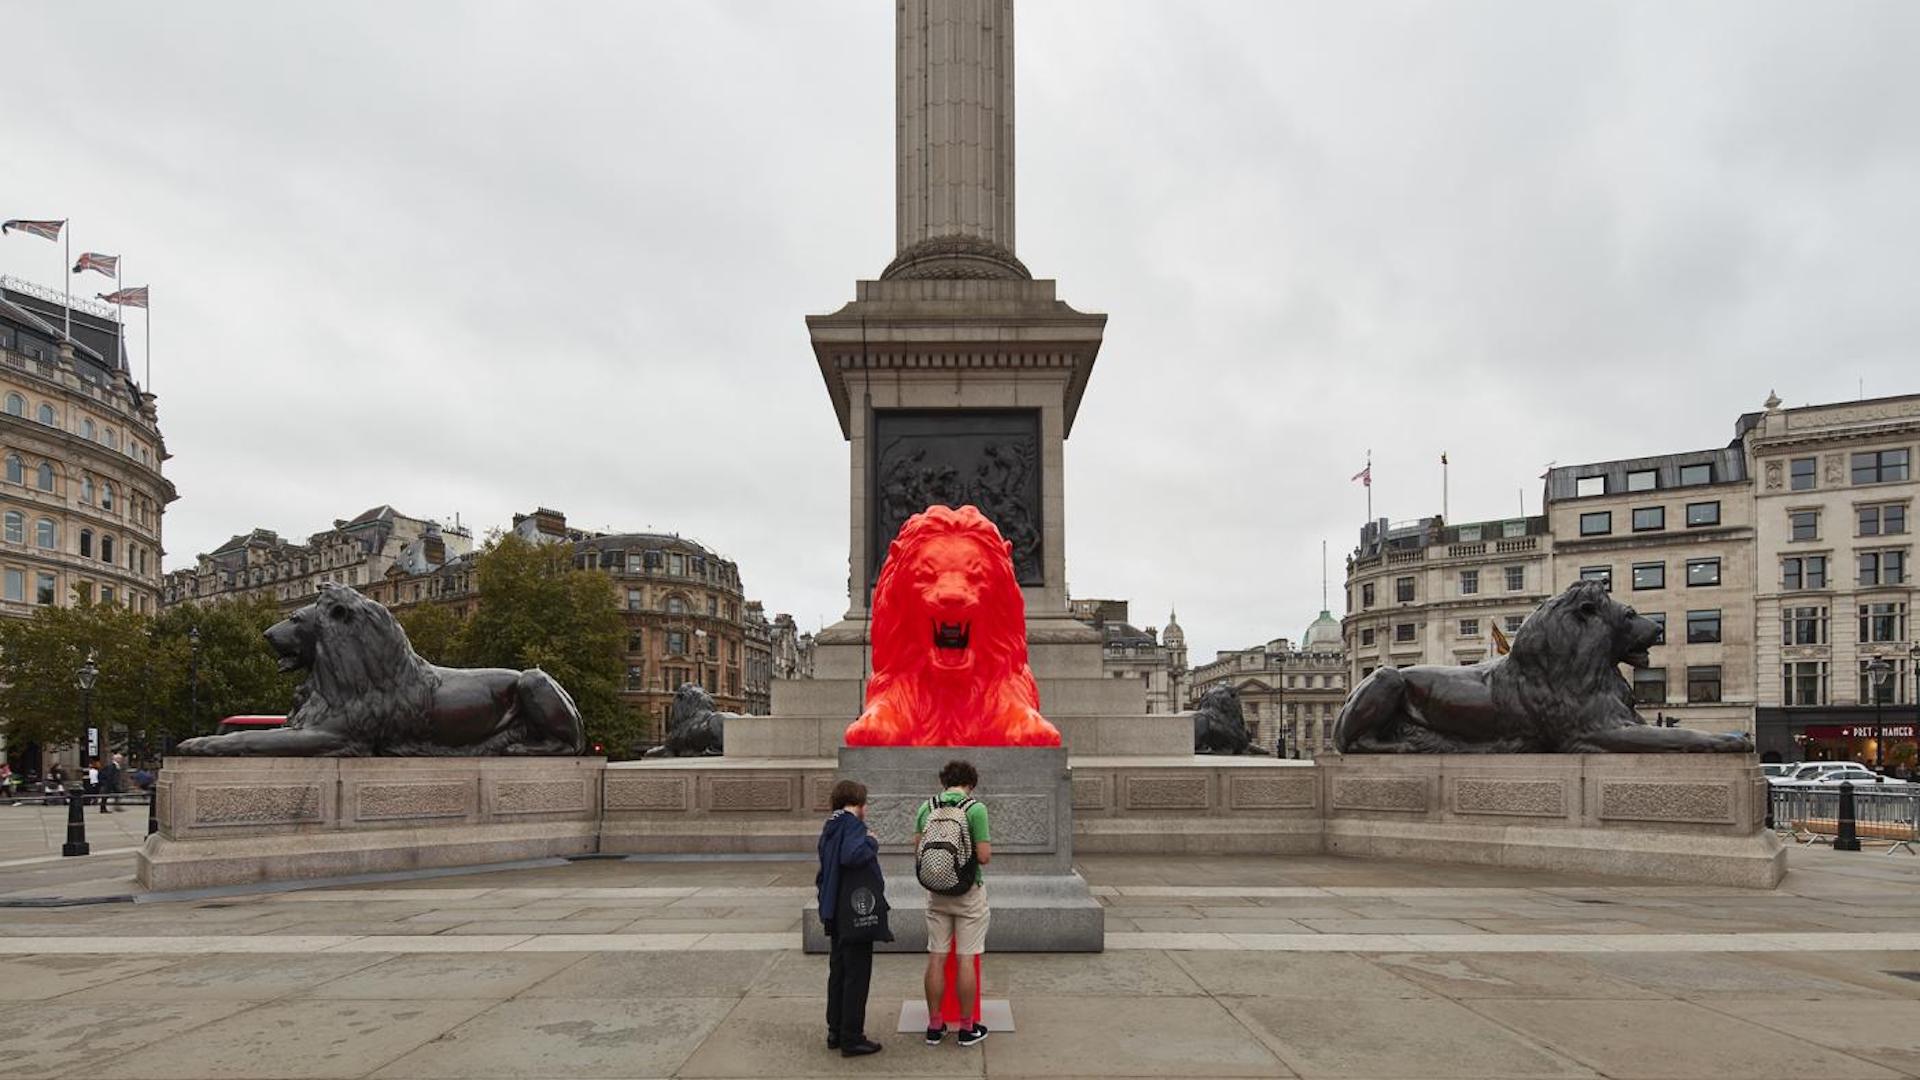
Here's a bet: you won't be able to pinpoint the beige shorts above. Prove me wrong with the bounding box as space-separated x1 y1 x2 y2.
925 884 990 955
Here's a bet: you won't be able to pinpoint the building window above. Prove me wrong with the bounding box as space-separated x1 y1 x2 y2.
1361 583 1375 608
1789 510 1819 542
100 536 114 564
707 596 719 616
1632 506 1665 532
1686 609 1722 644
1458 525 1482 542
1784 661 1827 706
35 572 53 605
1789 457 1817 491
2 394 20 417
78 529 93 558
1394 577 1415 602
1632 667 1668 705
1686 665 1723 704
1579 511 1612 536
2 511 19 544
99 482 113 511
3 455 18 485
1459 570 1478 595
627 632 644 653
643 549 663 569
35 462 52 491
1678 463 1714 486
101 585 114 605
1859 550 1907 587
666 596 687 615
34 518 55 549
1686 558 1721 587
81 418 94 440
1575 476 1605 497
666 631 687 655
80 476 94 504
1860 504 1908 537
2 568 20 602
1359 627 1375 646
1860 602 1907 644
1625 469 1657 493
626 665 645 691
669 552 685 575
34 403 53 426
1859 660 1907 706
1784 605 1829 646
1852 449 1910 485
1459 618 1480 637
1631 563 1664 590
1580 565 1612 590
626 587 642 611
1394 623 1416 643
1782 555 1827 591
1504 614 1526 633
1504 565 1525 591
1645 612 1667 644
1686 501 1720 528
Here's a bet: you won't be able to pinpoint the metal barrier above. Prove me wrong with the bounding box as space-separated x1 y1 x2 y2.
1771 782 1920 855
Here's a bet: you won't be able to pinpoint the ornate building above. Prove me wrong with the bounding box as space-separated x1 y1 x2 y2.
769 612 816 681
743 601 774 716
1069 598 1189 714
1187 614 1347 758
0 283 173 620
161 505 472 608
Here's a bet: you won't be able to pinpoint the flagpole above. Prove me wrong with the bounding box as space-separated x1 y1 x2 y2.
62 223 71 341
113 261 123 380
1366 449 1373 524
1442 452 1450 523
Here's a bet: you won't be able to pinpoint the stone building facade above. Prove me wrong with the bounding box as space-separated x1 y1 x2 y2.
162 505 472 609
769 613 816 681
742 602 774 716
1344 515 1555 680
1188 612 1347 758
0 285 173 620
1546 447 1756 735
1749 393 1920 766
1069 598 1189 714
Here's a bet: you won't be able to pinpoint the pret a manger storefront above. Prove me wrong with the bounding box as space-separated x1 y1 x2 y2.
1797 723 1918 769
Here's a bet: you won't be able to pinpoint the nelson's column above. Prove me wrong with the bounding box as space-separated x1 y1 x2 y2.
773 0 1146 726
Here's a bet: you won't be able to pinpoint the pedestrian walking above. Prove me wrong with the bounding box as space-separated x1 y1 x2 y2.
913 759 991 1048
816 779 888 1058
97 755 121 813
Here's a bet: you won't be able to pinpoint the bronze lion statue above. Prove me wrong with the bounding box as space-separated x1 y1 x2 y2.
643 683 728 758
174 583 586 756
1192 685 1256 755
1334 579 1753 754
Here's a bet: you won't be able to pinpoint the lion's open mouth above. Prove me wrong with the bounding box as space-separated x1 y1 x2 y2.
1624 649 1651 669
934 621 971 651
276 654 304 673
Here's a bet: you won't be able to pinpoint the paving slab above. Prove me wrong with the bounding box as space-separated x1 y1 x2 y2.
1371 952 1665 1000
749 948 1006 999
1168 951 1432 999
1467 998 1906 1079
74 952 390 1001
0 953 181 1000
370 995 737 1079
984 994 1290 1077
1230 996 1594 1078
0 998 257 1076
677 995 980 1077
989 950 1205 996
94 997 495 1079
520 949 780 998
1702 998 1920 1075
301 952 590 1000
1579 951 1893 998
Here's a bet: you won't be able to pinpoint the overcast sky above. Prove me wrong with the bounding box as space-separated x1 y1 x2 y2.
3 1 1917 664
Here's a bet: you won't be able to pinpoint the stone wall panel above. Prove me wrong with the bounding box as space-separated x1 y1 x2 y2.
1599 781 1734 825
605 776 690 812
707 776 798 813
1330 776 1429 814
353 781 471 822
192 785 325 827
1452 778 1567 818
1071 775 1108 811
1229 773 1317 810
494 779 590 816
1122 774 1210 811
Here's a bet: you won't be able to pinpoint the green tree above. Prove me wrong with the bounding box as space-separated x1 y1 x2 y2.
460 532 629 755
397 603 469 666
0 602 174 764
151 595 297 739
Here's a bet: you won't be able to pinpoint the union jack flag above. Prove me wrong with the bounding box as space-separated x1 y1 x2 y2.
98 286 148 309
1350 464 1371 488
1 219 64 241
73 252 118 277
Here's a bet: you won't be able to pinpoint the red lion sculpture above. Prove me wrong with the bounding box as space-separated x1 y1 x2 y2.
843 505 1061 747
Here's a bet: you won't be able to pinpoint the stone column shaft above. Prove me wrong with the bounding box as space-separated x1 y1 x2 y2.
896 0 1016 254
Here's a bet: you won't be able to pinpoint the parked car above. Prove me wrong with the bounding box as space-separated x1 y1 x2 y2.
1762 763 1804 783
1787 762 1855 783
1794 765 1908 788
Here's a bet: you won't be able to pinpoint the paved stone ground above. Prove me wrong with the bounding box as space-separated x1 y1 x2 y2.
6 820 1920 1077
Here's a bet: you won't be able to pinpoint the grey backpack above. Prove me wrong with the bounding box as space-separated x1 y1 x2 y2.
914 795 979 897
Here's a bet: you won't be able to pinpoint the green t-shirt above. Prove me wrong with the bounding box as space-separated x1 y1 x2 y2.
914 788 990 884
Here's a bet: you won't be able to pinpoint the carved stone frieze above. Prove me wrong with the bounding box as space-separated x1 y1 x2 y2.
1452 778 1566 818
494 779 590 816
354 781 471 821
605 776 690 812
1122 775 1210 811
871 410 1042 584
193 785 324 827
707 776 797 813
1598 781 1733 824
1330 776 1429 813
1228 773 1317 810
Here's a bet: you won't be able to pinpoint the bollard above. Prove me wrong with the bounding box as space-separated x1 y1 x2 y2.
1836 781 1862 852
1765 786 1774 831
60 791 90 857
147 786 159 837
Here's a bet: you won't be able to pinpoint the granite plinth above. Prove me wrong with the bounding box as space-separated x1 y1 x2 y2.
1318 752 1785 889
803 744 1104 952
137 757 604 892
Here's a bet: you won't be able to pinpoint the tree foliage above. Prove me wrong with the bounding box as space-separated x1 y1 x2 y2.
396 603 467 666
151 595 297 735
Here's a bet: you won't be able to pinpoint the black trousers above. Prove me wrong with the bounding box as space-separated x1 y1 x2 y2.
826 935 874 1041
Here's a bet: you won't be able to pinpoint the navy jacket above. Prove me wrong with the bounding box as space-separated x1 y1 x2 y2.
815 809 880 937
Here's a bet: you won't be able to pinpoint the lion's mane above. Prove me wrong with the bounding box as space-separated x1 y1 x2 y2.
856 504 1046 746
288 584 439 750
1489 579 1642 746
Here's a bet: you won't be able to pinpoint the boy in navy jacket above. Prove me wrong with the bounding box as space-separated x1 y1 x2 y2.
817 779 885 1057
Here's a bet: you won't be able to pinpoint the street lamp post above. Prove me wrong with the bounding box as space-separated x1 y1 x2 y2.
187 626 202 738
62 653 99 856
1867 657 1893 775
694 628 708 691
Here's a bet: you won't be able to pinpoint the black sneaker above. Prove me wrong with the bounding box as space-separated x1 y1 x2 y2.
924 1026 944 1046
957 1023 988 1047
840 1039 882 1058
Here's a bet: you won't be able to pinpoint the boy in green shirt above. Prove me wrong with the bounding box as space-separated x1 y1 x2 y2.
912 760 991 1047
